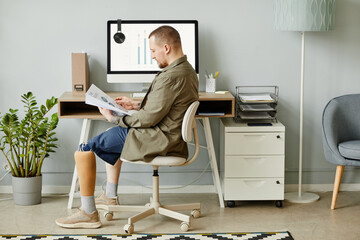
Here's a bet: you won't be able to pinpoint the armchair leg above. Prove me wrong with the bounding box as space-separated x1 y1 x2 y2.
331 165 344 210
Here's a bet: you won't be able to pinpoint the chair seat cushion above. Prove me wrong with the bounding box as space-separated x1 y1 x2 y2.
338 140 360 160
121 156 187 166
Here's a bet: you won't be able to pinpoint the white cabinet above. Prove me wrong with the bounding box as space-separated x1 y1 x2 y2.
220 118 285 207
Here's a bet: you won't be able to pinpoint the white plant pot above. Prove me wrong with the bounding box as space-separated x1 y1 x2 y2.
12 175 42 205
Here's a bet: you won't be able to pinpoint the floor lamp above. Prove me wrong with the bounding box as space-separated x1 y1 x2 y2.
274 0 336 203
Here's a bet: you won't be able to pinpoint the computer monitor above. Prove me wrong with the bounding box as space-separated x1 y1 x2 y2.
107 20 199 83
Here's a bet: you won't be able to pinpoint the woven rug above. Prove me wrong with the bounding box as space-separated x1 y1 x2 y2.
0 233 294 240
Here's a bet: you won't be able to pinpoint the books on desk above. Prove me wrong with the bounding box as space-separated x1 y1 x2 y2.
197 112 225 116
85 84 137 116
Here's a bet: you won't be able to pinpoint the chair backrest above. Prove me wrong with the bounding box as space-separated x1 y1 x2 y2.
322 94 360 165
323 94 360 143
182 101 200 142
181 101 200 166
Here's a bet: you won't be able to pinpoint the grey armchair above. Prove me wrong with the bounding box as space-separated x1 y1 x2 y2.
322 94 360 209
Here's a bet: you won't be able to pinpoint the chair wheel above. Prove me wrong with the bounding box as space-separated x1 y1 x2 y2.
104 211 113 221
180 222 189 232
124 224 134 234
191 209 201 218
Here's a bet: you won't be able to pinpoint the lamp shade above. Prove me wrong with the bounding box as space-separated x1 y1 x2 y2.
274 0 335 31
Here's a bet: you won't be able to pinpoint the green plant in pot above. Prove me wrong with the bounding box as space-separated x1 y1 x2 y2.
0 92 58 205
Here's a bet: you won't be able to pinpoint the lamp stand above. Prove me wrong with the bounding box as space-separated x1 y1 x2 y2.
285 32 320 203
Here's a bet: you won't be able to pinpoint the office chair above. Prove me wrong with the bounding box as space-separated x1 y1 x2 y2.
322 94 360 209
97 101 201 233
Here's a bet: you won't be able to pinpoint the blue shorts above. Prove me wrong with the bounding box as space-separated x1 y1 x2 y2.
87 126 129 165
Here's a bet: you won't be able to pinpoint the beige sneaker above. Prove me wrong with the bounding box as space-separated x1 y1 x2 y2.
95 191 119 206
55 208 101 229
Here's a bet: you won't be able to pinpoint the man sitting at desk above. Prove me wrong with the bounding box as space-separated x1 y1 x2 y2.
56 25 199 229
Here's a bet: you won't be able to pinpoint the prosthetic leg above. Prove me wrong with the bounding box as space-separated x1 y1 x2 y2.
55 151 101 229
74 151 96 196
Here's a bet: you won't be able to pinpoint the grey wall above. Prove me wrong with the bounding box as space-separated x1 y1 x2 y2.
1 0 360 189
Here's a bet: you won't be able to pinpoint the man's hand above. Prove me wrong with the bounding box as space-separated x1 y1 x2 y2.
98 107 116 123
115 96 141 110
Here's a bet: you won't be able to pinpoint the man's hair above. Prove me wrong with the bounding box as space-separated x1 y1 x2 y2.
149 25 182 48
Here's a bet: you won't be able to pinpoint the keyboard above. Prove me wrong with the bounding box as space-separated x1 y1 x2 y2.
132 92 147 98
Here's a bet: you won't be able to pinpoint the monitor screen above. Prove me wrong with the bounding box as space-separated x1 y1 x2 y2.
107 20 199 83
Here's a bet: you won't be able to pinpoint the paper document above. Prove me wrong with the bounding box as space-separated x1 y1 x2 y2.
239 94 275 103
85 84 137 116
240 104 275 111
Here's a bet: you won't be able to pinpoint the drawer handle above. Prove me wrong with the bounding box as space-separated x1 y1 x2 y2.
243 135 265 141
277 135 281 139
244 134 265 137
244 158 265 164
276 180 280 184
244 180 265 188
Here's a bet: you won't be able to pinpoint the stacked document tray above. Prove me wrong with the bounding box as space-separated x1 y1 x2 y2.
235 86 279 122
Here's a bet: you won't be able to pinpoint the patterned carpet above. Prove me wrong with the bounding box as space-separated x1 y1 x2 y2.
0 232 294 240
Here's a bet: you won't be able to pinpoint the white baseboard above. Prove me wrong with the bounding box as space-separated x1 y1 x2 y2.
0 184 360 195
285 184 360 192
0 185 216 195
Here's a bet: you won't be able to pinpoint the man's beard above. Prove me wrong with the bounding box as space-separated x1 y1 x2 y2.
158 62 168 69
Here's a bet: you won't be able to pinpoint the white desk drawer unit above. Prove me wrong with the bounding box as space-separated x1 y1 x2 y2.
220 118 285 208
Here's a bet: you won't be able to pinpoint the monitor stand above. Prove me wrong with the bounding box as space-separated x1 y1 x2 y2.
132 83 150 98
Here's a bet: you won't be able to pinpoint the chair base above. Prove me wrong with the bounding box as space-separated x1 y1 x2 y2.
97 173 201 233
97 198 201 233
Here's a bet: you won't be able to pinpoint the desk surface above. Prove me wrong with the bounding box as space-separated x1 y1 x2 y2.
58 91 234 119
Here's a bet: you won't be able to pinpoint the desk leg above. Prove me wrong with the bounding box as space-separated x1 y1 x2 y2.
202 118 225 208
67 118 92 209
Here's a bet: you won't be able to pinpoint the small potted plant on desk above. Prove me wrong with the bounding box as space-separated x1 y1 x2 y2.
0 92 58 205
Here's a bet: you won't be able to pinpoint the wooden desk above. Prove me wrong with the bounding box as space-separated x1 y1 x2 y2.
58 91 234 209
58 91 234 119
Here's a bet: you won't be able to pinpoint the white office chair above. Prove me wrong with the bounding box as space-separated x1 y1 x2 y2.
97 101 201 233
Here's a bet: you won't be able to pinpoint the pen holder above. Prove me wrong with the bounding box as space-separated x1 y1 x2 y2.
206 78 216 93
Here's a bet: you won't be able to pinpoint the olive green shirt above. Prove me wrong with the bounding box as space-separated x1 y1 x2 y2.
116 55 199 162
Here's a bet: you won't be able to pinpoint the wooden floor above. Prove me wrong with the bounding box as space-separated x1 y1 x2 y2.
0 191 359 240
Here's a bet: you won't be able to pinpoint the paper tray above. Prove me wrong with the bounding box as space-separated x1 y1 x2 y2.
237 111 276 120
239 104 276 112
